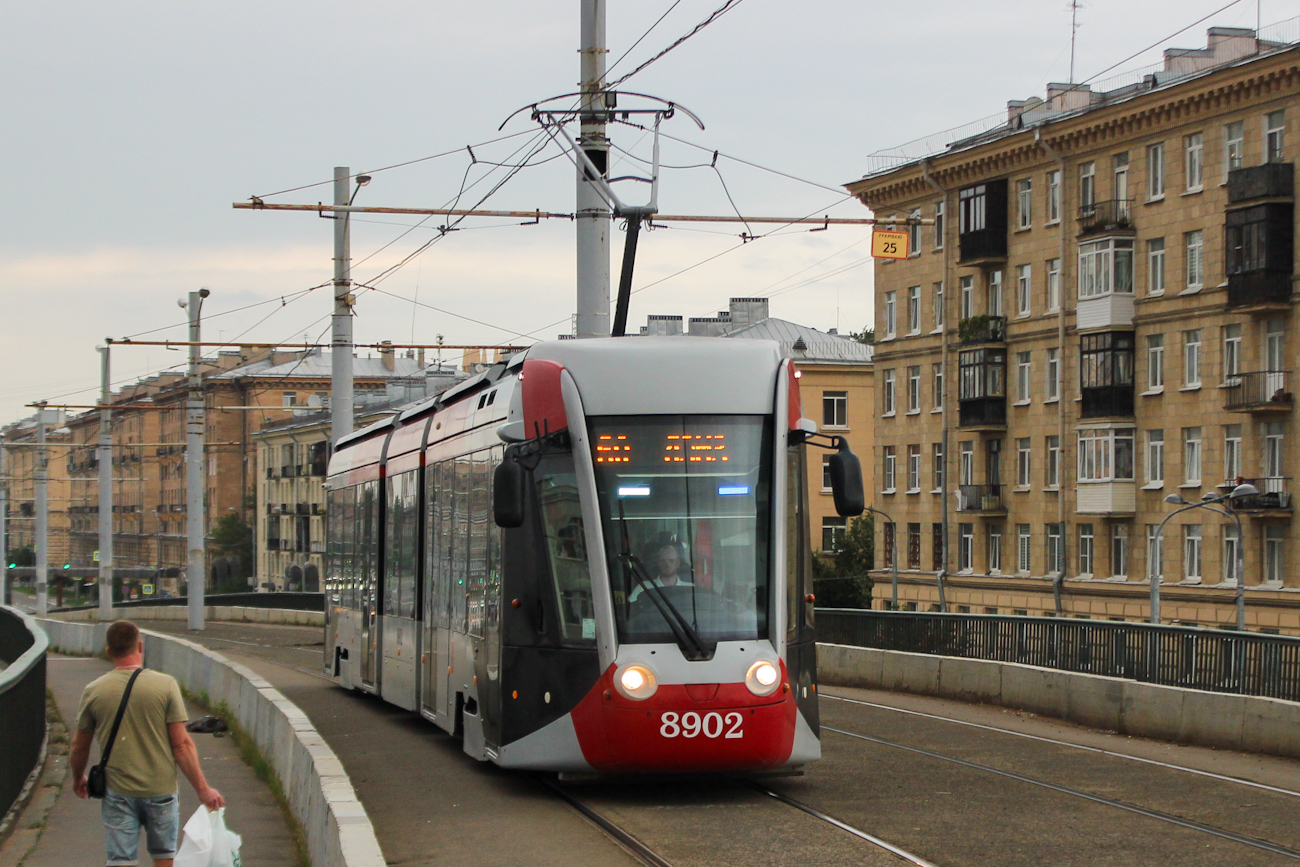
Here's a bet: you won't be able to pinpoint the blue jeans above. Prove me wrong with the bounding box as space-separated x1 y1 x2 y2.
102 789 179 866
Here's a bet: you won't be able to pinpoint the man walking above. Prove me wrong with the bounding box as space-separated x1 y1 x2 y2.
70 620 225 867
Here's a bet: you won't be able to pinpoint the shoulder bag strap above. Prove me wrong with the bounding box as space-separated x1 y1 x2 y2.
98 667 145 768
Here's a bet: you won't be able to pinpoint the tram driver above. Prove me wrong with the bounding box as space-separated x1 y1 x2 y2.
629 542 694 602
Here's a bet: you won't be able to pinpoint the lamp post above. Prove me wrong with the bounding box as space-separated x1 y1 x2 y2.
863 506 898 611
1158 483 1257 629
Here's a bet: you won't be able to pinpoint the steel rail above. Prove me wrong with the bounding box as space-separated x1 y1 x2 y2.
825 725 1300 860
538 778 674 867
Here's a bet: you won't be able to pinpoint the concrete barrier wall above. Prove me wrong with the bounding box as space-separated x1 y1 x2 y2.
818 642 1300 761
49 606 324 627
38 619 383 867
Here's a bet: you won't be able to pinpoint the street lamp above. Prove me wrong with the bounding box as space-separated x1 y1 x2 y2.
863 506 899 611
1154 482 1258 629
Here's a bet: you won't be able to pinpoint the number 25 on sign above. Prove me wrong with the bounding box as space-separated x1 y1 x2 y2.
872 229 910 260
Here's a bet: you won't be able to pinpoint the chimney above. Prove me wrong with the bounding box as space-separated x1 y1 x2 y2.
728 297 769 330
644 314 684 336
380 340 395 372
417 348 426 368
1045 82 1092 112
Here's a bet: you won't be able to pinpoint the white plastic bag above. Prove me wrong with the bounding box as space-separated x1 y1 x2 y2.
174 806 242 867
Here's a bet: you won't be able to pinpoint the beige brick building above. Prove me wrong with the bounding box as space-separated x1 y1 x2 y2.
848 26 1300 632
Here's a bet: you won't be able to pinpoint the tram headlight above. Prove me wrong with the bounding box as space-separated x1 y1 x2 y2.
745 660 781 697
615 664 658 700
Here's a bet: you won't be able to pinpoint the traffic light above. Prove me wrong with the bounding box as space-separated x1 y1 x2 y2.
63 563 71 569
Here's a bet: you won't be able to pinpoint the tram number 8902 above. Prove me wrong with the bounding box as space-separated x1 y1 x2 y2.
659 711 743 739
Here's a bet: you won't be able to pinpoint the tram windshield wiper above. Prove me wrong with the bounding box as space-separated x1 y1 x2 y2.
617 504 710 660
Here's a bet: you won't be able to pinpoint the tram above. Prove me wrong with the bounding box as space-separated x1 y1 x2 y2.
323 337 864 774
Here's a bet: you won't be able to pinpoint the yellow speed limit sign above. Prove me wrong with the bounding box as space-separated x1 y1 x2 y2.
872 229 909 260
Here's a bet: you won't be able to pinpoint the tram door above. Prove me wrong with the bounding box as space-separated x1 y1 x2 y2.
422 460 449 723
359 481 380 689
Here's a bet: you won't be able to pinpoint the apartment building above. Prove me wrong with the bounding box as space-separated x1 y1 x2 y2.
848 25 1300 631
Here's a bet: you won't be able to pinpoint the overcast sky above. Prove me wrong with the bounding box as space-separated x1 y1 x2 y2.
1 0 1293 422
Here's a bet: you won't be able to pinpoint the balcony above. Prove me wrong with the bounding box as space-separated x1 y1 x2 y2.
956 484 1006 514
1227 162 1294 203
957 179 1008 265
958 315 1007 345
1076 481 1136 515
958 397 1007 430
281 465 296 478
1077 199 1135 236
1227 271 1292 309
1077 292 1135 330
1228 477 1293 516
1224 371 1293 413
1081 385 1135 419
310 460 328 477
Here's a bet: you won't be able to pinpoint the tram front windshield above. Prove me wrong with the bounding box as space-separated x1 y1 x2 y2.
589 415 772 652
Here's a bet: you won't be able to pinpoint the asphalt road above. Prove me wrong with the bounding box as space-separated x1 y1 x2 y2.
133 620 1300 866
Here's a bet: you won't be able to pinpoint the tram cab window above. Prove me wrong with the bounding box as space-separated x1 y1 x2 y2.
589 415 772 651
535 455 595 644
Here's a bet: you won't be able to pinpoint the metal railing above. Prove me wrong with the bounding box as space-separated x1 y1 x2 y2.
0 606 48 823
1223 370 1293 411
956 484 1005 512
957 315 1007 345
817 609 1300 701
52 591 324 613
1077 199 1134 234
1228 477 1293 511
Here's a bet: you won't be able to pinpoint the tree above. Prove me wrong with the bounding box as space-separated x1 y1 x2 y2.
850 327 875 345
812 513 874 608
209 512 254 591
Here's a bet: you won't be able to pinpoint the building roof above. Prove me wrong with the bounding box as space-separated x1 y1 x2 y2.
724 317 874 364
212 350 424 381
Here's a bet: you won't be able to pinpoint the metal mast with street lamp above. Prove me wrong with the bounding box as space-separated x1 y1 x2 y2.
1153 482 1257 628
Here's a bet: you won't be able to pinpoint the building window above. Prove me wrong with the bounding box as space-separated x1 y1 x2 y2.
1183 525 1202 583
958 348 1006 402
1045 348 1060 401
882 371 895 415
1046 435 1060 488
1265 110 1286 163
1183 330 1202 387
988 524 1003 574
932 442 944 491
1113 152 1130 213
1078 238 1134 298
908 209 921 256
1112 525 1129 578
1147 142 1165 199
1016 351 1032 402
1147 238 1165 294
1147 334 1165 389
823 391 848 427
1017 179 1032 229
1078 525 1094 576
933 282 945 330
883 521 896 567
1185 230 1203 289
1079 161 1095 208
907 523 922 569
1147 525 1164 583
1183 427 1202 484
1016 264 1032 316
882 446 896 492
934 200 945 249
1046 170 1061 223
1016 438 1031 488
907 366 921 412
1046 524 1063 575
1184 132 1204 192
932 362 944 410
821 454 833 491
907 444 922 492
822 517 847 553
1264 421 1284 484
933 523 945 571
1223 524 1241 585
988 270 1004 316
959 441 974 485
958 524 974 572
959 184 989 233
1265 525 1285 583
1222 324 1242 381
1078 428 1135 482
908 285 921 334
1146 430 1164 486
1046 258 1061 311
282 391 299 407
959 275 975 319
884 291 897 338
1225 120 1245 179
1017 524 1032 573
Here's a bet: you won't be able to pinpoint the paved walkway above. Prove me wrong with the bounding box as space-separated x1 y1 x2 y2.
0 654 298 867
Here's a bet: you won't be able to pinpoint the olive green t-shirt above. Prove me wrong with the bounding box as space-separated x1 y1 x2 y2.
76 668 188 798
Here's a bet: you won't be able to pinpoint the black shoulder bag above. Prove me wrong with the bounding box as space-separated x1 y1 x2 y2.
87 668 144 799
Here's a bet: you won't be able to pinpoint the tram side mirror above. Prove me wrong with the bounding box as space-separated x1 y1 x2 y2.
827 441 865 517
494 452 528 528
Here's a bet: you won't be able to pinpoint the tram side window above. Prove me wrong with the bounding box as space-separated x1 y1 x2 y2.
326 488 343 603
384 470 419 618
467 452 492 638
452 457 472 632
341 486 356 609
536 456 595 644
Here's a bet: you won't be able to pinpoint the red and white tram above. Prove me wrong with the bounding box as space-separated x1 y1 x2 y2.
324 337 863 774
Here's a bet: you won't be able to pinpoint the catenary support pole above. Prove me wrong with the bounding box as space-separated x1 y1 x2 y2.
98 345 114 619
331 167 354 444
0 443 7 607
576 0 610 338
186 289 209 630
35 404 49 615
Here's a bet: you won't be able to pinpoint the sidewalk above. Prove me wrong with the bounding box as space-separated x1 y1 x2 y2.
0 654 299 867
